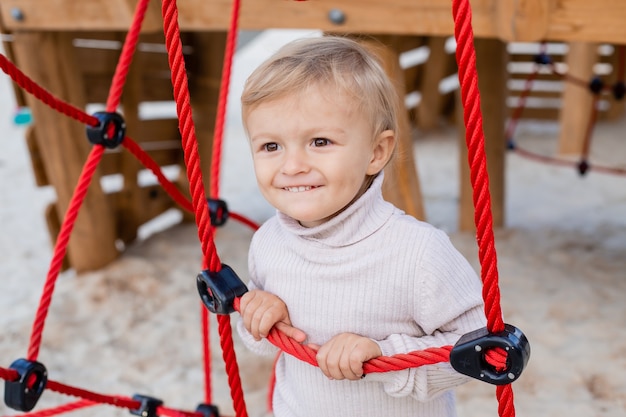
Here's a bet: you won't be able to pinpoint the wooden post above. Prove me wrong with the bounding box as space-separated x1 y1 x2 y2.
416 36 453 130
11 32 119 272
186 32 227 200
557 42 598 155
361 37 425 220
457 38 507 231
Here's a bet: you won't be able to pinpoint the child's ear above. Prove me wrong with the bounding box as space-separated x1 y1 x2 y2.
367 130 396 175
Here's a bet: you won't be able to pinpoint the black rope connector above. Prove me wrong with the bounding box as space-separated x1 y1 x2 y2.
207 198 229 227
533 52 552 66
197 264 248 315
450 324 530 385
588 77 605 95
195 403 220 417
4 358 48 412
86 111 126 149
577 159 590 176
129 394 162 417
612 81 626 100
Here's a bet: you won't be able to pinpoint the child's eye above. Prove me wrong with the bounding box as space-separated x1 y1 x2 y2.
263 142 280 152
312 138 331 147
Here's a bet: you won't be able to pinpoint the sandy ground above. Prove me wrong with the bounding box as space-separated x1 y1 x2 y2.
1 30 626 417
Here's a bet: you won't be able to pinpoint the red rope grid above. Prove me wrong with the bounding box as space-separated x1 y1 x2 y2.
0 0 519 416
506 43 626 177
0 0 257 414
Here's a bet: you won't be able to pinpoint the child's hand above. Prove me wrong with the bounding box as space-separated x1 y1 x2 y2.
310 333 382 380
239 289 307 343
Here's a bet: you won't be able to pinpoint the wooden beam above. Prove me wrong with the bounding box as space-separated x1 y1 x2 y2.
458 38 507 231
2 0 626 43
557 42 598 156
495 0 552 42
10 32 119 272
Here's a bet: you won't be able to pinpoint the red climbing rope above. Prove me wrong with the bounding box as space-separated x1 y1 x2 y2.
1 0 522 415
452 0 515 416
159 1 248 417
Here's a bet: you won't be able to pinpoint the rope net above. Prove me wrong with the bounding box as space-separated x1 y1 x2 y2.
0 0 525 416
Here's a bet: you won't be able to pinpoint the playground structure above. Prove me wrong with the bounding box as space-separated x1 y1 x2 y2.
2 0 626 271
0 0 620 414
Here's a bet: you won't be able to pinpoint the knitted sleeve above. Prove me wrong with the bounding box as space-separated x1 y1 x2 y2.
235 230 281 357
366 229 487 401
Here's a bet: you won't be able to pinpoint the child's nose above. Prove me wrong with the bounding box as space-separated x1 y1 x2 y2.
281 149 310 175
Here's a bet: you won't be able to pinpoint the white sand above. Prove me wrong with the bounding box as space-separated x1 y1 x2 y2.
1 30 626 417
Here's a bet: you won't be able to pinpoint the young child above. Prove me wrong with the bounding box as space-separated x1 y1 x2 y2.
237 35 486 417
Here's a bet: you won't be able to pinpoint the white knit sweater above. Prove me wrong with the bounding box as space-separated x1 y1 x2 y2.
237 174 486 417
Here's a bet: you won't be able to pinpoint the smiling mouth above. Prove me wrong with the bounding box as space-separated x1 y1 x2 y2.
283 186 318 193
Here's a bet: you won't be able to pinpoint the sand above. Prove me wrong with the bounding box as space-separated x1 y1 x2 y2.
1 30 626 417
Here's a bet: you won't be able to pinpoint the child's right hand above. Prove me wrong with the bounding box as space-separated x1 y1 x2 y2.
239 289 307 343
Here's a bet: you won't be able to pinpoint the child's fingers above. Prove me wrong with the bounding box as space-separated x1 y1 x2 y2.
275 321 307 343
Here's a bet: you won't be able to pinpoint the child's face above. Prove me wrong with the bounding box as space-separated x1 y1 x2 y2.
246 85 392 227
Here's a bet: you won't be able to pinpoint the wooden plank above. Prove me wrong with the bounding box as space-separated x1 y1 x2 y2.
0 0 492 37
557 42 598 155
495 0 552 42
84 73 175 103
107 185 179 236
458 38 507 231
2 0 626 43
10 31 119 272
99 147 182 176
185 32 227 199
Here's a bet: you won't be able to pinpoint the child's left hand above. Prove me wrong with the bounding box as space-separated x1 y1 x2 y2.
309 333 382 381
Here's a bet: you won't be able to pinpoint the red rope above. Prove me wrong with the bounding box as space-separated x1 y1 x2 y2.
1 400 98 417
25 0 151 363
27 145 106 360
452 0 514 416
159 1 248 417
0 366 204 417
105 0 152 112
209 0 241 199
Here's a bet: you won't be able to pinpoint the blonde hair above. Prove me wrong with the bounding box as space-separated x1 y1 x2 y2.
241 36 399 142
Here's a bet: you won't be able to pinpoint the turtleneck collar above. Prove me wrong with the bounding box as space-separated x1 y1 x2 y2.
276 173 396 247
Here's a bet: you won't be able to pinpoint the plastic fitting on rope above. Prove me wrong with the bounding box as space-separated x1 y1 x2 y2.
197 264 248 315
612 81 626 100
129 394 162 417
3 358 48 412
588 77 605 95
207 198 229 227
577 159 590 176
450 324 530 385
86 111 126 149
533 52 552 66
195 403 220 417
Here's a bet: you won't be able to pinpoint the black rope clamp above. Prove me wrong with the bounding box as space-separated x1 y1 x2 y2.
197 264 248 315
130 394 162 417
612 81 626 100
533 52 552 66
86 111 126 149
588 77 605 95
195 403 220 417
450 324 530 386
207 198 229 227
4 358 48 411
